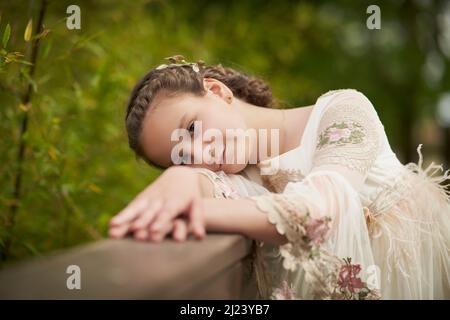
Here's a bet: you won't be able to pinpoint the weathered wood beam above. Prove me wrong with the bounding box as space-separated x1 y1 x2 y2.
0 234 258 299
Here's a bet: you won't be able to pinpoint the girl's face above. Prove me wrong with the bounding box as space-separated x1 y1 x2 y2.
139 79 253 173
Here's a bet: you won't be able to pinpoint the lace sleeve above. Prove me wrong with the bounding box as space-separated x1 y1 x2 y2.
192 168 241 199
312 89 385 189
192 167 270 199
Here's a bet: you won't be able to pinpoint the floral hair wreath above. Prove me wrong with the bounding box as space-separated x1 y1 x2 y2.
155 54 206 73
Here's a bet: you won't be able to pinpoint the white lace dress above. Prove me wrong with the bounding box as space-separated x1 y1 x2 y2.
194 89 450 300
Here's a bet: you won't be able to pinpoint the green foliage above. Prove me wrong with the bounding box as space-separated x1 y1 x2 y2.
0 0 448 264
2 23 11 48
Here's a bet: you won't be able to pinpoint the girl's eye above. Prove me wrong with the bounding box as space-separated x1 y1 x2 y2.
188 121 195 134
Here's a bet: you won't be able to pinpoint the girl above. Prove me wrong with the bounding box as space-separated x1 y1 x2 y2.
109 55 450 300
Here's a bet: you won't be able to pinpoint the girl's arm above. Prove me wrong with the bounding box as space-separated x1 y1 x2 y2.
110 166 287 245
202 197 289 246
197 171 288 246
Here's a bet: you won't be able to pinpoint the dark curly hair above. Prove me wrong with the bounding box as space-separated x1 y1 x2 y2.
125 59 282 165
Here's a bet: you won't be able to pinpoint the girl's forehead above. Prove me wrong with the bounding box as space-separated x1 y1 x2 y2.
141 114 177 167
141 99 193 167
152 91 202 110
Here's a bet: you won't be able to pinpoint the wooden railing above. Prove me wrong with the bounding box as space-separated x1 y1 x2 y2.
0 234 258 299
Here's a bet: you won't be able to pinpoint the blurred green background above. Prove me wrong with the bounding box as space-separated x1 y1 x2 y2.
1 0 449 264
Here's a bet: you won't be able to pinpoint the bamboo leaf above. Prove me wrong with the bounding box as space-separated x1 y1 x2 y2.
2 23 11 48
42 40 52 59
14 59 33 66
24 19 33 42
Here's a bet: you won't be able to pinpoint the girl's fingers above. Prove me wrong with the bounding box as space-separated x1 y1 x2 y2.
109 197 148 226
148 218 174 242
108 205 144 238
108 224 131 239
149 203 180 233
188 198 205 240
149 199 206 241
130 200 163 231
134 228 149 241
172 218 188 242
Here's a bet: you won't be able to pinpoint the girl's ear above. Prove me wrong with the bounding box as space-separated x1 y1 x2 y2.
203 78 233 103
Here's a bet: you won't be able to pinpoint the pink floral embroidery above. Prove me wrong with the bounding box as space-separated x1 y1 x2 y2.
272 280 299 300
329 127 351 142
337 259 364 293
271 257 380 300
305 217 331 246
317 121 365 149
332 258 380 300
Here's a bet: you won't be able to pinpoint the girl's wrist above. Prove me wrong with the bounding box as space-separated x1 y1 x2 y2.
202 197 289 246
202 198 242 234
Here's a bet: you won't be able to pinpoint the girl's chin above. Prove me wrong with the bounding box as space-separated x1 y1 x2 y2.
221 163 248 174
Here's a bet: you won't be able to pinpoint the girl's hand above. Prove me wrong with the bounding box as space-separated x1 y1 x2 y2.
108 166 205 242
171 217 190 242
150 216 192 242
